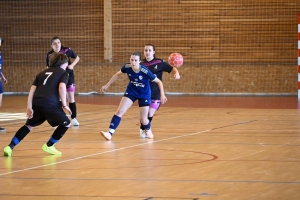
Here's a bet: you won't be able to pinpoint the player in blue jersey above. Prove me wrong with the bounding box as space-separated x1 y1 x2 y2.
139 44 180 138
46 36 80 126
3 53 72 157
100 52 167 140
0 37 8 132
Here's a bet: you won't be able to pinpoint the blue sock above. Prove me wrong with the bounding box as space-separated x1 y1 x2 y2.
109 115 121 134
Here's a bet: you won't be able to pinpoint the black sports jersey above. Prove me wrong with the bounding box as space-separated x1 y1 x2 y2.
141 58 173 99
32 67 69 106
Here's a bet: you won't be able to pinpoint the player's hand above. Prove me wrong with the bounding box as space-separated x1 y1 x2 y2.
26 107 34 119
160 95 167 104
68 65 74 70
63 106 72 115
100 85 109 93
174 73 180 80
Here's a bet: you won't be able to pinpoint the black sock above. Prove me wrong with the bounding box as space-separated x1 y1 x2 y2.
69 102 77 119
46 125 69 146
9 125 31 149
140 116 153 130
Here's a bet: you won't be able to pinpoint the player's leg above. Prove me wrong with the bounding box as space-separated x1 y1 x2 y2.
0 83 6 132
3 105 44 157
139 100 161 138
100 96 134 140
42 105 71 155
67 84 79 126
138 97 154 139
3 125 34 157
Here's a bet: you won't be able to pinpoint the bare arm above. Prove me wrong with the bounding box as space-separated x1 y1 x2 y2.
100 71 123 92
59 82 71 114
1 72 7 83
68 56 80 70
27 85 36 119
171 67 180 80
153 78 167 104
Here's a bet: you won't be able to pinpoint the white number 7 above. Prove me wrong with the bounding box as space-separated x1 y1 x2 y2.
43 72 53 85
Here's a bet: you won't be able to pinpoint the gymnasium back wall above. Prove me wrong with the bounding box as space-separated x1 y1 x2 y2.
0 0 299 95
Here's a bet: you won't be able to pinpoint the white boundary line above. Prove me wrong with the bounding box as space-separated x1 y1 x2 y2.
0 129 212 176
0 119 258 177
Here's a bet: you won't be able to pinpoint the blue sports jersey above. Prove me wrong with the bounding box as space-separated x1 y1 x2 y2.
121 64 157 99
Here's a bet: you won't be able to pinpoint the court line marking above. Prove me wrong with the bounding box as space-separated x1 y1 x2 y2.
0 120 256 177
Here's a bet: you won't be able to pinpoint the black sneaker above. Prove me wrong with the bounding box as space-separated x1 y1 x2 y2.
0 127 6 132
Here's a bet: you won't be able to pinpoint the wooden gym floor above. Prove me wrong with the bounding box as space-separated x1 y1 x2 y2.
0 95 299 200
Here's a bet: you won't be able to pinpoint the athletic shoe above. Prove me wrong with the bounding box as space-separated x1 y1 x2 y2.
0 127 6 132
71 118 80 126
145 129 154 139
3 146 12 157
42 143 62 155
140 129 147 139
100 131 112 140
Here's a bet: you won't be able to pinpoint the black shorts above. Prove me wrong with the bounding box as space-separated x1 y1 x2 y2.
26 104 70 127
67 70 75 86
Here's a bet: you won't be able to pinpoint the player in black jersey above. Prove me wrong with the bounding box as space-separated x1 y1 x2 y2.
0 37 8 132
46 36 80 126
139 44 180 138
3 53 72 157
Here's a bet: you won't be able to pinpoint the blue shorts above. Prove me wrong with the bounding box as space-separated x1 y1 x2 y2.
0 81 3 94
124 93 151 107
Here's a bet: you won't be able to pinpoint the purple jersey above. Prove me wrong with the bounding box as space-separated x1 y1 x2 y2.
121 64 157 99
141 58 173 99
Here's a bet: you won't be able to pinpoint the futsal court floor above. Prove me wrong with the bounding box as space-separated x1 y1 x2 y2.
0 95 299 200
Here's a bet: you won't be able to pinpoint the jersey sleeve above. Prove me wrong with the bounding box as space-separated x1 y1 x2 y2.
144 67 157 81
120 64 130 73
32 76 39 86
60 72 69 85
67 48 78 59
161 60 173 73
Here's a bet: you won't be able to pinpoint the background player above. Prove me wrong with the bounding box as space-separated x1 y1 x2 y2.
3 53 72 157
46 36 80 126
0 37 8 132
139 44 180 138
100 52 167 140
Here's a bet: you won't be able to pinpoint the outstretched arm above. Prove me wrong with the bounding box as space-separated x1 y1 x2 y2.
153 78 167 104
100 71 123 92
1 73 7 83
171 67 180 80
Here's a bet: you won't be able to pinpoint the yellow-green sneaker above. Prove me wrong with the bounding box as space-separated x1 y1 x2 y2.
42 143 62 155
4 146 12 157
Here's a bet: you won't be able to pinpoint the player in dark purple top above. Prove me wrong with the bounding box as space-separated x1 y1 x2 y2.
139 44 180 138
100 52 167 141
0 37 8 132
46 36 80 126
3 53 72 157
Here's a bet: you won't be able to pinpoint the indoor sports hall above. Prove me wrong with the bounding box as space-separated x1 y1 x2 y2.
0 1 300 199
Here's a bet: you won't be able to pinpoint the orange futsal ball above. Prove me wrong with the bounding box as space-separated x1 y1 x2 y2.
168 53 183 68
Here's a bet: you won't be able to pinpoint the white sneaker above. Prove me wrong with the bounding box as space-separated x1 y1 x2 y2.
145 129 154 139
100 131 112 141
71 118 80 126
140 129 147 138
